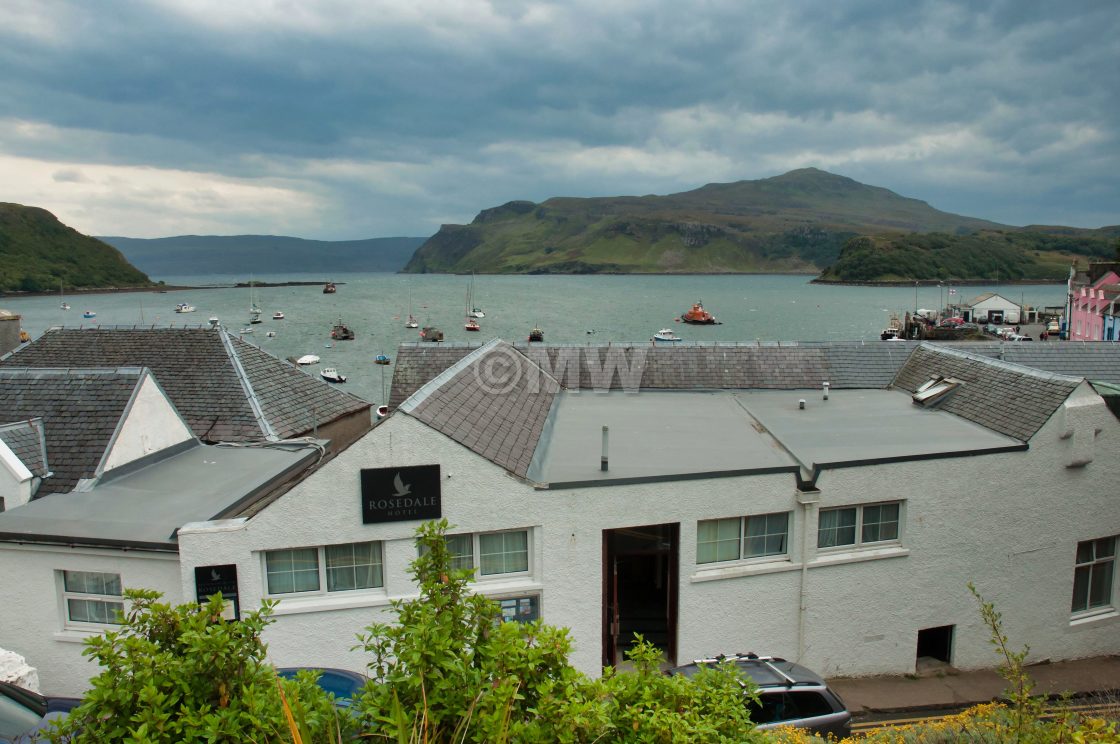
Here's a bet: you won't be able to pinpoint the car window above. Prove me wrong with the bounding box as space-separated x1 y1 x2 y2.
0 692 42 738
747 692 788 723
788 691 835 718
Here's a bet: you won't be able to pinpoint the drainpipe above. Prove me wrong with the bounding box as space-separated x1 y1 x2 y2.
796 485 821 663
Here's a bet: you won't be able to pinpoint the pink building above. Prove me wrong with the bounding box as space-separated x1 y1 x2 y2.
1069 269 1120 341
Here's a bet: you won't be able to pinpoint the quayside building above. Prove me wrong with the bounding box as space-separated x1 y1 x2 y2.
0 335 1117 696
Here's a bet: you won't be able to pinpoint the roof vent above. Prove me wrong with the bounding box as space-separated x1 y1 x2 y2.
912 376 961 407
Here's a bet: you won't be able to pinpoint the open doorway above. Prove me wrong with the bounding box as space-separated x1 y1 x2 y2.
602 523 678 669
916 624 954 670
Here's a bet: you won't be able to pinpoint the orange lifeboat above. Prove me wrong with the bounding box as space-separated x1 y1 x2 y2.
680 301 721 325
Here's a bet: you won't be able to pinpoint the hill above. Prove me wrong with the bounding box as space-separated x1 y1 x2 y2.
0 203 152 293
100 235 427 277
402 169 1116 280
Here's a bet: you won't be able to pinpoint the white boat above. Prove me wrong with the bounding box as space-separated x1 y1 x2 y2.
208 316 220 328
240 326 254 334
405 288 419 328
467 272 484 317
652 328 683 343
266 331 277 338
175 303 196 313
272 311 284 320
82 310 96 319
248 279 262 324
59 284 70 310
320 367 347 383
296 354 320 366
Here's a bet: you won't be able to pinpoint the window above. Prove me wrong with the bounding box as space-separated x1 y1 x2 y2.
422 530 531 578
265 541 383 596
61 570 123 625
818 502 900 549
496 595 540 624
1072 536 1116 614
697 512 790 564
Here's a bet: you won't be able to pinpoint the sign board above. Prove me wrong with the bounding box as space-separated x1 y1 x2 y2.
360 464 442 524
194 564 239 620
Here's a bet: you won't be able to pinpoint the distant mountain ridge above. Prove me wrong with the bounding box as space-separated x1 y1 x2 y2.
0 203 152 292
100 235 427 277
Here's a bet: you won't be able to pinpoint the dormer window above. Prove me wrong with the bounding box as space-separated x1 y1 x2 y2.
913 376 961 406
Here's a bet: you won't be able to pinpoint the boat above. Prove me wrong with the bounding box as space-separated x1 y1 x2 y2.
272 311 285 320
19 329 30 343
467 272 485 317
82 310 96 319
881 314 904 341
405 289 419 328
464 283 481 331
652 328 683 343
208 316 220 328
248 280 262 324
266 331 277 338
323 281 337 294
59 284 70 310
296 354 320 365
175 303 196 313
374 354 391 365
239 326 254 334
420 326 444 342
528 327 544 343
680 301 720 325
320 368 347 384
330 317 355 340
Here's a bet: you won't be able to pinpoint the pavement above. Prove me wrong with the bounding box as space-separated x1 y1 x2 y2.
827 655 1120 715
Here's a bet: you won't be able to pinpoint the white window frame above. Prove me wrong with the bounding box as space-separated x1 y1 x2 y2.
697 512 792 565
817 501 902 551
58 570 125 628
425 529 532 582
263 541 385 598
1071 536 1116 617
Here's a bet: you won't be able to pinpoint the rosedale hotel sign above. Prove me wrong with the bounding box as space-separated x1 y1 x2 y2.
360 464 442 524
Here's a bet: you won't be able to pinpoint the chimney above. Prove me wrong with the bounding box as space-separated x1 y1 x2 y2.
822 382 830 400
601 426 609 471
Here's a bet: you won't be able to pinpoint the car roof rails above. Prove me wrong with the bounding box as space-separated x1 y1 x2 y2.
690 653 805 687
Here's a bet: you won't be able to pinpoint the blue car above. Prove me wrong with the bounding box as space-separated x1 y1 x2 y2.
0 681 80 743
275 667 368 708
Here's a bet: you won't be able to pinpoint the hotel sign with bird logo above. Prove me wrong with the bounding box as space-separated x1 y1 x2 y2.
360 464 442 523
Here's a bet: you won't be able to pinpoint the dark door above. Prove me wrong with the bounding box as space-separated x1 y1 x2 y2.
602 523 678 668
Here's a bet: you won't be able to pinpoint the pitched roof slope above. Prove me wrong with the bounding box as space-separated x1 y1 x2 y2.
400 341 558 478
891 344 1081 442
0 328 369 442
0 419 48 477
0 369 143 494
230 337 370 439
390 344 475 409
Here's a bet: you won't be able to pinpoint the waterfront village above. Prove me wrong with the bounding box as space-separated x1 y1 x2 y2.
0 263 1117 735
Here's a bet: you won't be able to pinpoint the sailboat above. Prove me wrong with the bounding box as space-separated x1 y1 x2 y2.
59 283 70 310
405 288 419 329
468 272 485 318
464 282 481 332
248 278 262 324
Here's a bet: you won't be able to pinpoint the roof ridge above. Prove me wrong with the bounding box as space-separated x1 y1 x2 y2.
912 342 1085 384
399 338 506 413
0 366 146 376
218 330 278 441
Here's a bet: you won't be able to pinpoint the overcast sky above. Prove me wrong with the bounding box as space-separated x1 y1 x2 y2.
1 0 1116 240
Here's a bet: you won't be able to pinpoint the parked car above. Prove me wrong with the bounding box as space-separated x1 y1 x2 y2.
1047 320 1061 334
667 654 851 738
1007 334 1033 342
275 667 368 708
0 681 80 743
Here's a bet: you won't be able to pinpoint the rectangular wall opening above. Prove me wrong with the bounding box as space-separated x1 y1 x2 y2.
916 624 954 668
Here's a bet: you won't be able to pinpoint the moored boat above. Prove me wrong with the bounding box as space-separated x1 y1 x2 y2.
330 317 355 340
680 301 720 325
175 303 196 313
320 367 347 383
323 281 337 294
374 354 391 365
296 354 320 365
652 328 683 343
420 326 444 342
528 327 544 343
272 311 285 320
82 310 96 319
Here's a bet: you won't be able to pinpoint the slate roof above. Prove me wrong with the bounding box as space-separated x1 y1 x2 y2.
399 341 559 478
0 369 144 495
891 344 1082 442
390 340 1120 405
0 328 370 442
0 419 49 477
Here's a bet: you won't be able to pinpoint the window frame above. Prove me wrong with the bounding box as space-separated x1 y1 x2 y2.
817 501 902 551
697 511 792 566
1071 536 1117 617
59 570 125 628
263 541 385 598
422 529 533 581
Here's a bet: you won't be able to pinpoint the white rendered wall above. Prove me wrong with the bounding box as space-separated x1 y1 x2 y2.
970 297 1021 323
102 376 193 473
0 545 182 697
0 438 34 509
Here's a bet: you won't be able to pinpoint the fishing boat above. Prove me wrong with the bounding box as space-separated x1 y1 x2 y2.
59 284 70 310
464 282 481 331
208 316 220 328
320 367 347 384
323 281 337 294
679 301 720 325
296 354 320 365
330 317 355 340
272 311 285 320
652 328 683 343
405 289 419 328
374 354 391 365
420 326 444 342
528 327 544 343
175 303 196 313
82 310 96 319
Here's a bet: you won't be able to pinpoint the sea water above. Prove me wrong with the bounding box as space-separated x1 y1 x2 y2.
3 273 1068 405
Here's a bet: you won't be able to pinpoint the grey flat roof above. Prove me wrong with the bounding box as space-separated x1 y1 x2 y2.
532 388 1025 487
736 388 1025 474
0 441 319 550
531 390 800 486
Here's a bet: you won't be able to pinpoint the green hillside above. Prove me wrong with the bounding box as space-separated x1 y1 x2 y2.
0 203 152 292
403 169 1005 275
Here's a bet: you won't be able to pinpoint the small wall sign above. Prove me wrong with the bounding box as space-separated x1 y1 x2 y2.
194 564 240 620
361 464 442 524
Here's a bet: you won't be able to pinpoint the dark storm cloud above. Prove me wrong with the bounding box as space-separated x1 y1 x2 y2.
0 0 1116 238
